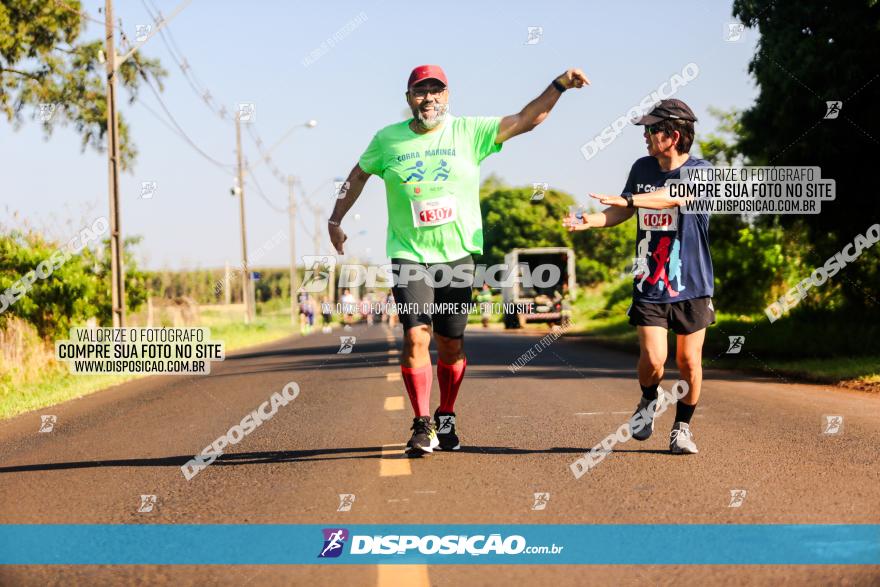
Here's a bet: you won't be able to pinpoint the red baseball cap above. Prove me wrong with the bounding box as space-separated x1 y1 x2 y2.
407 64 448 89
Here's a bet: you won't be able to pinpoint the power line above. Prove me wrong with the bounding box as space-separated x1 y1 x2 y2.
120 7 323 230
140 0 231 122
141 0 289 179
135 97 234 176
244 167 288 214
244 124 296 186
242 116 311 186
297 212 316 241
121 12 292 218
136 0 298 195
117 0 194 67
128 55 236 171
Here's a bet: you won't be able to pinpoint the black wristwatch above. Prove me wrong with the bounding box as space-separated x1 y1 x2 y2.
552 79 567 93
622 192 634 208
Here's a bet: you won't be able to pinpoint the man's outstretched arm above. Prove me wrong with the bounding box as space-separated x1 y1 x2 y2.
328 163 371 254
564 206 635 231
590 188 682 210
495 68 590 144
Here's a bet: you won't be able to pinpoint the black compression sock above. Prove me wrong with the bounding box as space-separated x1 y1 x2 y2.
675 401 696 424
640 384 659 402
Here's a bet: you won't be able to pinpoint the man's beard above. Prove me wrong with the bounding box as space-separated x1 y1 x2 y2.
416 103 449 130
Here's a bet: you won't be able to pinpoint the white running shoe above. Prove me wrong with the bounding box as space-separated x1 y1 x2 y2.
629 392 661 441
669 422 699 454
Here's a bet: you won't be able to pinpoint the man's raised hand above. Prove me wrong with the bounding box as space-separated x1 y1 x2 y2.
557 68 590 90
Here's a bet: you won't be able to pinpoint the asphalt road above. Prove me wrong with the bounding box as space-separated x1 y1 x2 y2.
0 321 878 586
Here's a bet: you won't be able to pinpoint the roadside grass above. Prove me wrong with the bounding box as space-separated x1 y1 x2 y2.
0 309 298 420
466 293 503 325
566 282 880 390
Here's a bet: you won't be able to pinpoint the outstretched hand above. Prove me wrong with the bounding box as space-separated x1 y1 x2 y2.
556 68 590 89
589 192 628 207
563 212 596 232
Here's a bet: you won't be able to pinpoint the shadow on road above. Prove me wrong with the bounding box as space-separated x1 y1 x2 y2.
213 337 637 381
0 445 650 473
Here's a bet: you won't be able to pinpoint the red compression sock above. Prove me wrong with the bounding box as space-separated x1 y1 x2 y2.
401 364 433 417
437 358 466 413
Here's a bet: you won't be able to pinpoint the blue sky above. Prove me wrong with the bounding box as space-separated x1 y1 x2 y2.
1 0 759 270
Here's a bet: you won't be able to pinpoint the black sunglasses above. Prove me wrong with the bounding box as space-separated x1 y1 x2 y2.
410 86 447 98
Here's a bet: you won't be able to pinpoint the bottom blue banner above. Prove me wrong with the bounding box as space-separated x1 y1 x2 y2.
0 524 877 565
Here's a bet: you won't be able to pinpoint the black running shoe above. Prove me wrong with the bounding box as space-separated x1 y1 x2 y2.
434 410 460 451
406 416 439 455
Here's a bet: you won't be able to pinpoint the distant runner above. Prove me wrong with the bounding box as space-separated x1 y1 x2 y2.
476 284 493 328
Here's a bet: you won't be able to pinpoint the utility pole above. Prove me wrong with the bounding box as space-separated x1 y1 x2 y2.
234 114 253 324
224 261 231 305
101 0 191 328
308 202 334 302
288 176 299 326
312 203 322 260
104 0 125 327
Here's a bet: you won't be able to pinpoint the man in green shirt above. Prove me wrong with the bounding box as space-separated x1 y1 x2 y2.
328 64 589 454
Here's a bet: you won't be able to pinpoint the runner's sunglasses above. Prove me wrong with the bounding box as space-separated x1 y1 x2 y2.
410 85 447 98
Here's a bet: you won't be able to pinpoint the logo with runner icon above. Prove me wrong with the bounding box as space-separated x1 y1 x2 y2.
728 489 747 508
337 494 356 512
726 336 745 354
39 415 57 433
337 336 356 354
822 415 844 435
300 256 337 293
318 528 349 558
531 492 550 511
402 158 452 183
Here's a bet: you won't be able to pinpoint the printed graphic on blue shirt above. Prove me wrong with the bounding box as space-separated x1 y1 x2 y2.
624 156 714 304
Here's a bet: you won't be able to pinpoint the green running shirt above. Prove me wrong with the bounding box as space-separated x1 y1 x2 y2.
358 115 502 263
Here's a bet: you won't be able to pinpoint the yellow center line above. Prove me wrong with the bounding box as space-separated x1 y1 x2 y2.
385 372 401 382
383 396 404 411
377 564 430 587
379 443 411 476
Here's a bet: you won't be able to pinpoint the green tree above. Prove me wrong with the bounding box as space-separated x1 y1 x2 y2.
570 220 632 286
698 107 745 167
0 229 147 339
478 179 638 287
708 217 807 314
92 235 148 319
479 185 574 267
732 0 880 311
0 0 167 170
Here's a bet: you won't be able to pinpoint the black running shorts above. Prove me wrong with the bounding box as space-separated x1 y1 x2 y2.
391 255 474 338
627 296 716 335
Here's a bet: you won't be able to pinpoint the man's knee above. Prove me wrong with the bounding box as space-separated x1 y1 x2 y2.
640 351 666 374
676 352 702 375
404 326 432 350
434 333 464 362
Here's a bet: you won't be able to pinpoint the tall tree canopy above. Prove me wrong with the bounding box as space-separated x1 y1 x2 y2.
733 0 880 308
0 0 167 169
